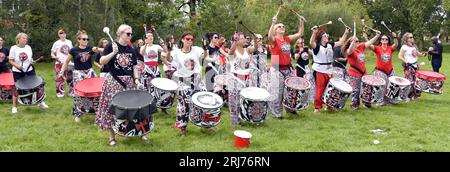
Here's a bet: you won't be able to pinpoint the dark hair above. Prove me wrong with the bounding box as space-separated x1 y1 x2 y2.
378 35 392 46
315 29 327 46
341 37 353 58
166 34 176 51
178 32 195 49
205 32 218 42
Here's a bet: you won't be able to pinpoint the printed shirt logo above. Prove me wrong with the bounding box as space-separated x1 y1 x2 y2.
357 53 365 63
60 44 70 55
412 49 419 59
183 59 195 71
146 50 158 59
114 53 133 70
19 52 28 62
381 53 391 62
281 41 291 54
0 52 5 62
325 46 334 62
301 52 309 61
79 52 91 62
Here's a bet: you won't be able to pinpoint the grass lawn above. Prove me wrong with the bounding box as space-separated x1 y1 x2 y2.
0 50 449 152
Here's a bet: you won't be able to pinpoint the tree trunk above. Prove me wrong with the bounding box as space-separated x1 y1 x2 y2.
78 0 81 30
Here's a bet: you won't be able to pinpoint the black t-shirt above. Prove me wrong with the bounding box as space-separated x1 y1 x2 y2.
0 47 10 72
430 43 443 63
69 46 95 70
208 45 220 56
333 47 347 69
104 42 137 76
134 47 144 62
95 53 110 73
296 47 309 67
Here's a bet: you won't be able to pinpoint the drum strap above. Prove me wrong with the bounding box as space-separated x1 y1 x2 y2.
19 64 33 74
110 72 128 89
350 65 366 75
313 61 332 65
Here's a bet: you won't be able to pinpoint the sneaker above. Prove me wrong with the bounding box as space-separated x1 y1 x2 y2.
12 107 18 114
314 109 320 113
56 93 64 98
109 137 116 146
38 102 49 109
141 136 149 142
74 117 81 123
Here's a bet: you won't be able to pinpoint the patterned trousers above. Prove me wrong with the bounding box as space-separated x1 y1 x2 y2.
55 61 73 96
268 68 292 117
404 65 421 100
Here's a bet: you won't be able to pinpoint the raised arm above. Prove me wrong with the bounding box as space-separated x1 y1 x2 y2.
268 6 282 44
309 27 318 49
288 19 304 41
346 36 358 56
334 27 350 48
391 32 399 50
100 43 118 65
365 30 381 48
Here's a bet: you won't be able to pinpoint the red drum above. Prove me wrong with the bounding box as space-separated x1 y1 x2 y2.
0 73 14 101
386 76 411 101
190 92 224 128
361 75 386 104
239 87 270 124
214 74 229 104
415 70 446 94
322 78 353 111
15 75 46 105
74 77 105 114
283 77 311 111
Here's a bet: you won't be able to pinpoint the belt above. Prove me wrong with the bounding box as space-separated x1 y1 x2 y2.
144 61 159 66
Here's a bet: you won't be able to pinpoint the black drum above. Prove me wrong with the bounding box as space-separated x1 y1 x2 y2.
15 75 46 105
109 89 157 137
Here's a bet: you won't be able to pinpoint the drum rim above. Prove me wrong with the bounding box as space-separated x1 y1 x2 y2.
389 76 411 86
113 120 154 137
74 77 105 98
240 87 271 101
0 73 14 88
15 75 45 90
191 91 224 109
329 78 353 93
416 70 446 81
110 89 154 109
284 76 312 90
151 78 179 91
362 75 386 86
173 70 194 78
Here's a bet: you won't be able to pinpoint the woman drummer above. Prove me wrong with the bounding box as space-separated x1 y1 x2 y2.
342 30 381 109
9 33 49 114
60 30 102 122
170 32 215 136
398 32 426 101
95 24 145 146
140 32 169 92
51 29 74 98
363 32 399 105
310 27 350 113
294 37 312 78
250 34 268 88
228 32 255 125
204 32 228 92
94 38 110 77
162 34 178 80
267 6 304 118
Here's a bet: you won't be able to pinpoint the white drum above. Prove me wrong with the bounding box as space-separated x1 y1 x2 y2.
386 76 411 101
151 78 178 109
322 78 353 111
190 92 224 128
239 87 270 124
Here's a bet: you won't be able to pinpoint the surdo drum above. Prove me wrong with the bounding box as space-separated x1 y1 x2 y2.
15 75 46 105
415 70 446 94
151 78 178 109
0 73 14 101
386 76 411 101
283 77 311 111
360 75 386 104
189 91 224 128
74 77 104 114
322 78 353 111
239 87 270 124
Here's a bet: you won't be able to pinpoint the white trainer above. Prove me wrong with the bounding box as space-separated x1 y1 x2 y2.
38 102 49 109
12 107 18 114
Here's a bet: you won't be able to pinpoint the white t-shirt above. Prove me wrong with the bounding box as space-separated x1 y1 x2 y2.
230 48 251 73
162 48 178 71
401 45 419 64
171 46 204 74
140 44 162 63
51 39 73 63
9 45 33 72
312 43 334 74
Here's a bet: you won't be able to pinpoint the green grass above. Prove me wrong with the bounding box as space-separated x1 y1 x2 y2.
0 51 449 152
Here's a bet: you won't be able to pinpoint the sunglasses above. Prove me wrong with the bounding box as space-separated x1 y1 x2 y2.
184 37 194 41
408 36 414 39
79 38 89 41
213 36 219 39
125 32 133 37
59 32 65 35
277 25 285 29
381 38 389 41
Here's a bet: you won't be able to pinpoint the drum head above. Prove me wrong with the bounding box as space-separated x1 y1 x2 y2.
389 76 411 86
151 78 178 91
15 75 44 90
362 75 386 86
192 92 223 109
240 87 270 101
285 77 311 90
329 78 352 93
0 73 14 90
74 77 105 97
416 70 446 82
111 90 153 109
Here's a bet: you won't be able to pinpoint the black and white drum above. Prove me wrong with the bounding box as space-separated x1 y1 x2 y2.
361 75 386 104
322 78 353 111
15 75 46 105
189 91 224 128
151 78 178 109
386 76 411 101
283 77 311 111
239 87 270 124
110 90 157 137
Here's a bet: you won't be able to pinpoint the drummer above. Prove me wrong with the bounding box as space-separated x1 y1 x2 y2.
162 34 178 80
8 33 49 114
228 32 255 126
0 36 10 74
60 30 103 122
170 32 215 136
94 38 110 77
51 29 74 98
267 7 304 118
140 32 169 92
204 32 228 92
95 24 145 146
294 38 312 78
342 31 381 109
398 33 426 101
250 34 268 88
310 27 350 113
363 32 399 105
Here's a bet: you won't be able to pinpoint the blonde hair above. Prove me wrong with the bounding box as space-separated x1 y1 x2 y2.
75 30 88 46
116 24 132 40
15 33 28 45
401 32 416 47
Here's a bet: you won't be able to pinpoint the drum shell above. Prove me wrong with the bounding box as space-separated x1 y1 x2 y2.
322 80 352 111
239 96 268 124
15 76 46 105
283 77 311 111
189 92 223 128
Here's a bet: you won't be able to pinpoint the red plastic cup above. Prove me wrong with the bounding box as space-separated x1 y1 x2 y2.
234 130 252 148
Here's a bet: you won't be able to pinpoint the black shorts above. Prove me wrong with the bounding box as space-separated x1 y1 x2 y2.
13 70 36 82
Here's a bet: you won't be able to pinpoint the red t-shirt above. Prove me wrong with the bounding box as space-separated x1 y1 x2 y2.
347 44 367 77
373 45 394 74
271 36 291 66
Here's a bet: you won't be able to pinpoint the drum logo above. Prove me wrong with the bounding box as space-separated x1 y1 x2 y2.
357 53 365 63
381 53 391 62
19 52 28 62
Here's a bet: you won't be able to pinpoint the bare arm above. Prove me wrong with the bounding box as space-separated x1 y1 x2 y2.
310 27 318 49
268 6 281 44
288 19 304 41
51 51 57 60
334 28 350 48
60 54 73 74
398 47 406 63
391 32 399 50
365 31 381 48
8 59 22 70
346 36 358 56
100 43 118 65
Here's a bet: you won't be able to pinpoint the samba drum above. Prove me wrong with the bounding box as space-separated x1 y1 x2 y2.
0 73 14 101
74 77 104 114
386 76 411 101
322 78 352 111
15 75 46 105
415 70 446 94
239 87 270 124
151 78 178 109
214 74 229 104
110 89 157 137
361 75 386 104
189 91 223 128
283 77 311 111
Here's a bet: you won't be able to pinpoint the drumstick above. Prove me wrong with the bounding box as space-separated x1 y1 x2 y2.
229 72 246 86
311 21 332 31
380 21 393 33
288 8 307 22
102 27 114 43
338 18 351 31
207 63 219 74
